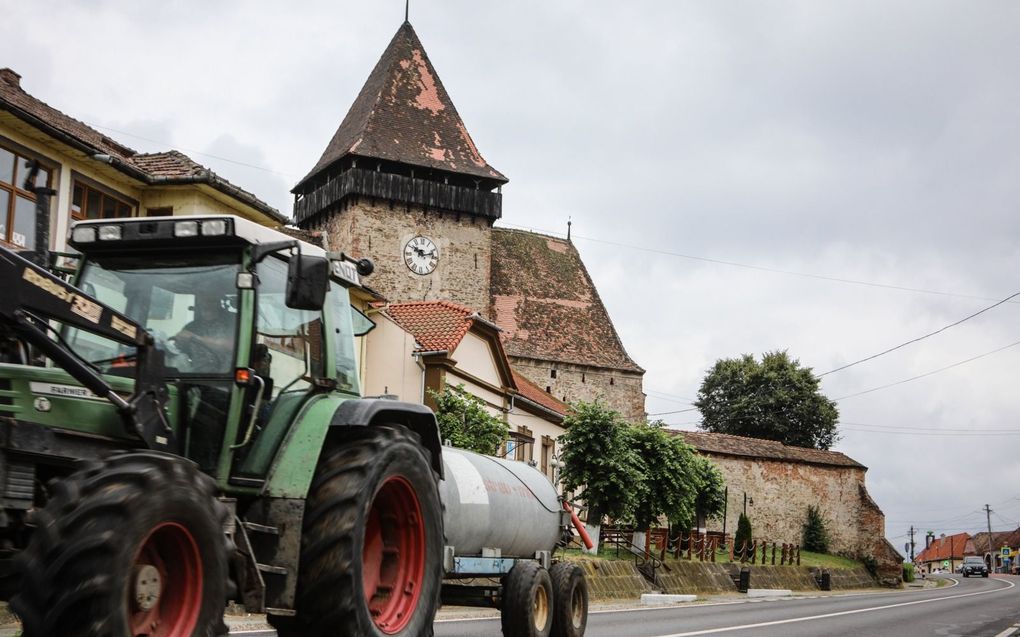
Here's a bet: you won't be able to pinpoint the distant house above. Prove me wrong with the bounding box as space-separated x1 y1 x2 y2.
914 532 970 574
360 300 568 481
0 67 286 254
677 430 902 579
970 529 1020 573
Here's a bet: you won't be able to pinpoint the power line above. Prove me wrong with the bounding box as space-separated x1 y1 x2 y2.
647 407 699 416
841 426 1020 437
86 122 298 179
841 421 1020 433
496 221 1016 304
833 339 1020 401
819 290 1020 377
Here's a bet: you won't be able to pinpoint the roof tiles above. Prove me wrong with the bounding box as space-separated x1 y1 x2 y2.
0 68 284 222
490 228 643 373
676 430 866 469
386 300 478 353
915 532 970 562
511 369 568 417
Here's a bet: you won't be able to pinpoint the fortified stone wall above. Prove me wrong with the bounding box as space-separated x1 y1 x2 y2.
704 456 873 557
308 198 494 315
510 357 646 421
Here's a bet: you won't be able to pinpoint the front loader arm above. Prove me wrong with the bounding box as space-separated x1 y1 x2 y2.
0 246 176 452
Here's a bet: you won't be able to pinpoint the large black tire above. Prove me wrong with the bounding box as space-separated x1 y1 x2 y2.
501 561 554 637
274 425 443 637
549 562 587 637
10 450 233 637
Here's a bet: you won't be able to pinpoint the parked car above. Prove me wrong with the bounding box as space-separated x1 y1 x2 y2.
961 556 989 578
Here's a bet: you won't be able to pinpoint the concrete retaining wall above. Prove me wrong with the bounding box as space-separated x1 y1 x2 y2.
570 560 654 600
568 559 879 599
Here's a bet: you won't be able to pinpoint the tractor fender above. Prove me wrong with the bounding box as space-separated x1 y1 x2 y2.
329 399 444 479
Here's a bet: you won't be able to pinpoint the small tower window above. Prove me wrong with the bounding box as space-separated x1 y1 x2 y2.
550 369 557 379
581 373 586 383
610 377 615 386
545 386 551 393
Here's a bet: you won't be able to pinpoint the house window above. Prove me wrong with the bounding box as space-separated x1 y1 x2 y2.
0 143 52 249
71 179 134 221
541 436 555 478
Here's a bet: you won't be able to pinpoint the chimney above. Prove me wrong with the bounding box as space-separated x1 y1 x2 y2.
0 68 22 89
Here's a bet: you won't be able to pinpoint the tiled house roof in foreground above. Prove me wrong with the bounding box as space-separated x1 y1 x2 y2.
511 369 568 417
676 431 866 469
915 532 970 562
0 68 285 223
490 228 643 373
295 21 506 190
386 301 478 353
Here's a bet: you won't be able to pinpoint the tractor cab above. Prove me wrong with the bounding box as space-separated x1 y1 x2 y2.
51 215 371 481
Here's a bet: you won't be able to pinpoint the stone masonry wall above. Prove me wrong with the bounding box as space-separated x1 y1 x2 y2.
511 357 646 421
704 455 872 557
310 199 494 315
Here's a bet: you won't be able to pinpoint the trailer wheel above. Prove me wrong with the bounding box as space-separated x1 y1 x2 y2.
549 562 587 637
501 561 554 637
10 451 232 637
277 425 442 637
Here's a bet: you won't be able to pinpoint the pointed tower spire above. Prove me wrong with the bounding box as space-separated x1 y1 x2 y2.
293 22 507 225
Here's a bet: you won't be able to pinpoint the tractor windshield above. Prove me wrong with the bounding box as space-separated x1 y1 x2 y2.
67 253 240 376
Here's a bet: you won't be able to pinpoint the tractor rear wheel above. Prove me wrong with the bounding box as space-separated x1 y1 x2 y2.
275 425 443 637
501 561 554 637
10 450 232 637
549 562 587 637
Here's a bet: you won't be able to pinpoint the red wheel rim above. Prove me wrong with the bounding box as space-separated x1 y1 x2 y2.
362 476 426 634
128 522 204 637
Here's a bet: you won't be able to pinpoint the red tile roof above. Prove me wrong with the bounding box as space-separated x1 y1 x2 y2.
0 68 285 223
295 22 506 189
915 532 970 562
675 430 866 469
490 228 643 373
386 300 477 353
511 369 568 417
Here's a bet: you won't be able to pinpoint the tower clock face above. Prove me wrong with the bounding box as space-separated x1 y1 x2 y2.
403 236 439 275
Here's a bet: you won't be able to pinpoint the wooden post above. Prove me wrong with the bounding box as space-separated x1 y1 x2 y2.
761 541 767 564
751 540 757 564
711 537 717 562
771 542 777 565
729 539 735 563
796 545 801 566
781 543 788 565
687 534 694 560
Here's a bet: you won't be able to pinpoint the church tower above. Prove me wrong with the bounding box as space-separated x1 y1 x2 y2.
293 21 507 313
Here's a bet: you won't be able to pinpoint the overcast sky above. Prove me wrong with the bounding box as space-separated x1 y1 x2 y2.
5 0 1020 554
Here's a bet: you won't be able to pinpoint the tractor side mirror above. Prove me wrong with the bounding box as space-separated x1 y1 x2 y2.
286 254 329 311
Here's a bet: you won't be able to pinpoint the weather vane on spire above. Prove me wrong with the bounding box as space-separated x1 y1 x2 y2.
405 0 410 23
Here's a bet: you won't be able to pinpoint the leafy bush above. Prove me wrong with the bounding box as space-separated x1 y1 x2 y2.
801 505 830 553
902 562 915 583
734 513 753 559
429 384 508 455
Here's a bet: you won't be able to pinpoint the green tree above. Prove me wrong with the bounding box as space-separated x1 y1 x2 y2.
692 456 727 525
559 401 642 525
695 350 839 450
734 513 753 560
801 504 831 553
625 422 701 531
429 384 508 456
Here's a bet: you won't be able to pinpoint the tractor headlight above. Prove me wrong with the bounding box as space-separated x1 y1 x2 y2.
173 220 199 238
98 224 122 241
71 226 96 243
201 219 228 236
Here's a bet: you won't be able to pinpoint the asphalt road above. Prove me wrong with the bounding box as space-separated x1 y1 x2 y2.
432 576 1020 637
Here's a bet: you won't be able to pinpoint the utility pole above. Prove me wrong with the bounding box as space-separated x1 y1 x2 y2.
986 504 994 570
909 526 916 562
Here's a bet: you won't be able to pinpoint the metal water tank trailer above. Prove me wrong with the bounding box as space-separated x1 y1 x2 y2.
439 446 564 558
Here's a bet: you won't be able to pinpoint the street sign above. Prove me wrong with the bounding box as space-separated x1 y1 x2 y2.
1002 546 1011 557
942 560 950 568
904 542 910 553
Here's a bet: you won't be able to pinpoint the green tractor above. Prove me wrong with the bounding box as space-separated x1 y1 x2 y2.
0 214 449 636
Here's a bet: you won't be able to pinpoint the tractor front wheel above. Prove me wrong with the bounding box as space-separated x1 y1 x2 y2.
276 425 443 637
11 451 233 637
